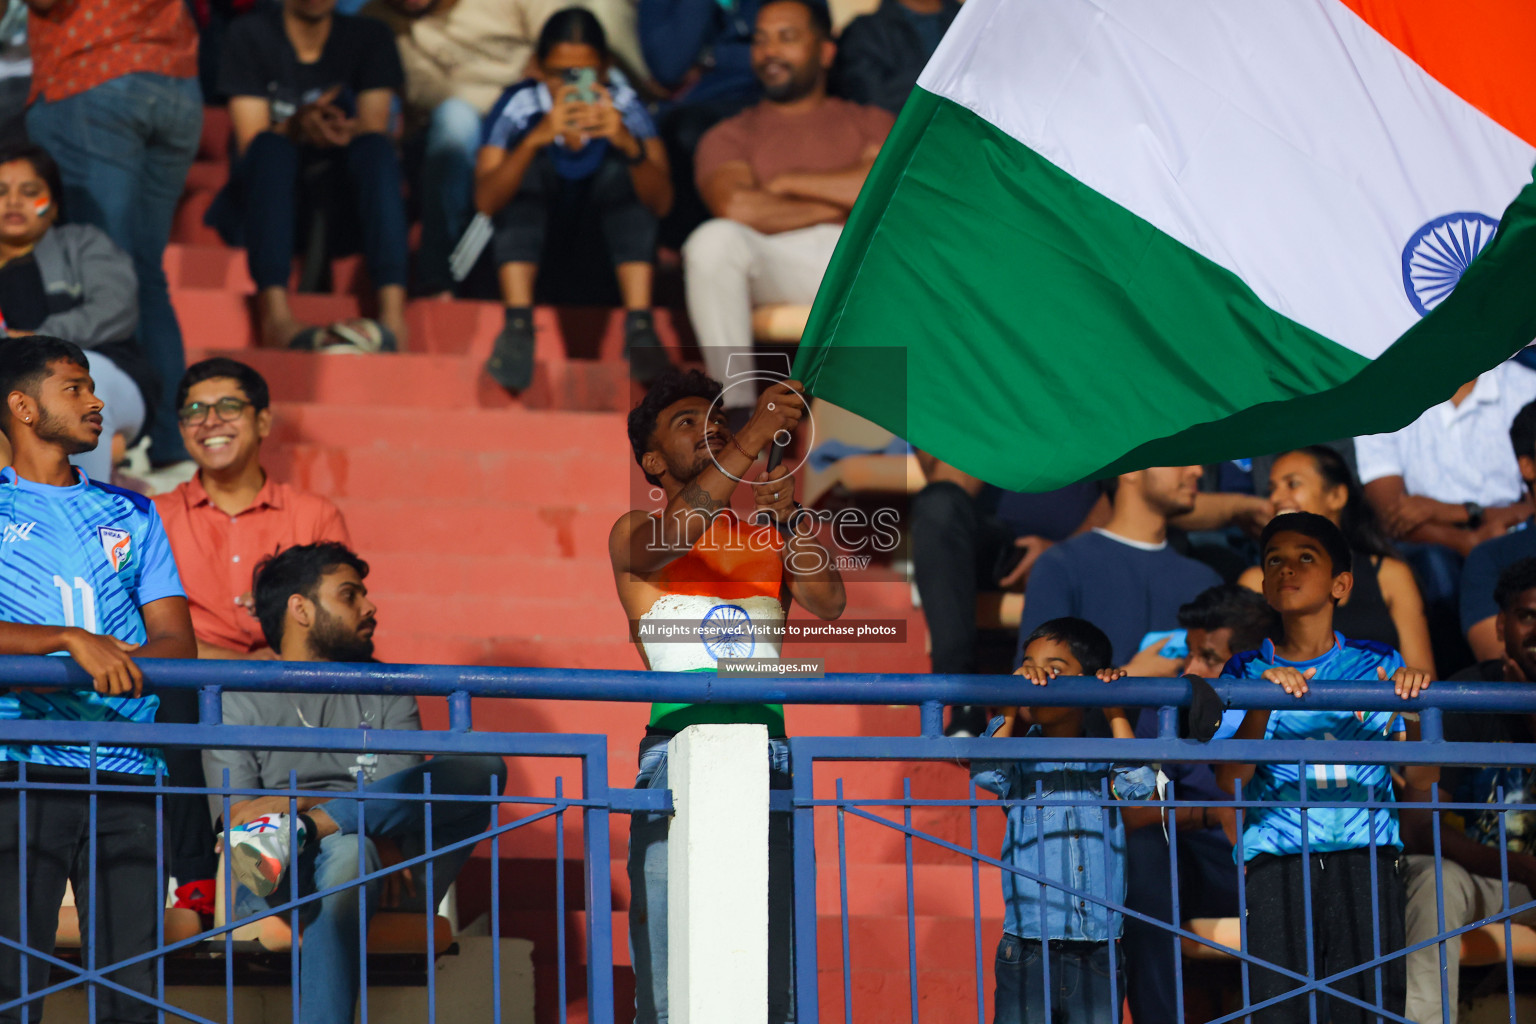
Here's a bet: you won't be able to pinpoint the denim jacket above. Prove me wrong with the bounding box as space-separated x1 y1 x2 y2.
970 718 1158 942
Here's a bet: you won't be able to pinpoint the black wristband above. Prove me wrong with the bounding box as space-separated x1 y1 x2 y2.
298 812 319 853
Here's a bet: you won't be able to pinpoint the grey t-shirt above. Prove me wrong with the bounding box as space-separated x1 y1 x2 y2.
203 690 423 824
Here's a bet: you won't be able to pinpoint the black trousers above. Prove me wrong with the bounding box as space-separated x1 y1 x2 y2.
1122 824 1241 1024
0 774 160 1024
491 149 657 270
910 480 1016 674
1246 849 1407 1024
153 688 215 884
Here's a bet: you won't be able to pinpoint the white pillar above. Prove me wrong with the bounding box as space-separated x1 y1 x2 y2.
668 723 770 1024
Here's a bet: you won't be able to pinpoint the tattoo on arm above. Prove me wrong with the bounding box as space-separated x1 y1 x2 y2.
679 480 725 515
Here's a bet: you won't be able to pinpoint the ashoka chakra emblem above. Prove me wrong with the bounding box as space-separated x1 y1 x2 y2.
700 603 754 660
1401 212 1498 317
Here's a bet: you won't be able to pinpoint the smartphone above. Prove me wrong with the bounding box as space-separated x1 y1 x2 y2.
561 67 599 104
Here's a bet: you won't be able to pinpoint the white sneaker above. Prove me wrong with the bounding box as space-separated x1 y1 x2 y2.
223 813 305 897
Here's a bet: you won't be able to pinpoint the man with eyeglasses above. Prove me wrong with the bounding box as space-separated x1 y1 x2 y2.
154 357 351 662
151 357 351 920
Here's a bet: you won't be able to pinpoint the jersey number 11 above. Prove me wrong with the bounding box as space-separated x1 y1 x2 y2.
53 576 98 633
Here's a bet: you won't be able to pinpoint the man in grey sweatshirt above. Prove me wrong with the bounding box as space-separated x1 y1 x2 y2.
204 541 506 1024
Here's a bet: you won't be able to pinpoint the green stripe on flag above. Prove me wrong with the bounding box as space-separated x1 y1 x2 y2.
794 88 1536 491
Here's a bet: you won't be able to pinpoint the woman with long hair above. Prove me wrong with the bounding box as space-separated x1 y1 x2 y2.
1239 445 1436 674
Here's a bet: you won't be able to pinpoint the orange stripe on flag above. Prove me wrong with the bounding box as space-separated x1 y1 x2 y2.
1340 0 1536 148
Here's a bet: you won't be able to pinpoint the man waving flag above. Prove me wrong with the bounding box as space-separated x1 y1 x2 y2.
792 0 1536 491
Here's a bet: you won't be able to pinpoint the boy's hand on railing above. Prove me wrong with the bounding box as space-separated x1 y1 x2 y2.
63 629 143 698
1013 664 1058 686
1262 666 1315 697
1382 665 1431 698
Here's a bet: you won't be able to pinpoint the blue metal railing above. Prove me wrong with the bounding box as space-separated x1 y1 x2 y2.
0 659 1533 1024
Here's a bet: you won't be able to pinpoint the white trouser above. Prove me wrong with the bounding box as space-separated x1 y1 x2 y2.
682 219 842 407
71 350 146 483
1403 852 1536 1023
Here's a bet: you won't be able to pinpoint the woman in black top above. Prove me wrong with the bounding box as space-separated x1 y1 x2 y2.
1239 445 1436 675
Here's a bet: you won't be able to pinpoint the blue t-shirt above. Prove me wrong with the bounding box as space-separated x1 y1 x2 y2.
1016 530 1222 667
1459 520 1536 634
1221 634 1406 862
0 467 185 774
482 71 656 181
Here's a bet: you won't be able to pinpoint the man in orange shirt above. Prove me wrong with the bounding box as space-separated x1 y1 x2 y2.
155 357 351 660
151 356 350 917
24 0 203 474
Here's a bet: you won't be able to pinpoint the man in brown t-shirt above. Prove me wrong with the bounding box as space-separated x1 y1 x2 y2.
683 0 893 412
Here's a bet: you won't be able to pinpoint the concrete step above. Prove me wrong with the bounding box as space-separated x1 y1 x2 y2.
176 288 693 361
183 345 634 412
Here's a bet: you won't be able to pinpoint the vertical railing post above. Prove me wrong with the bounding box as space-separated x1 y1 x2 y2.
669 724 770 1024
584 740 616 1024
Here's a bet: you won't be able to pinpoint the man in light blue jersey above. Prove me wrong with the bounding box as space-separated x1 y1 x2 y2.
1216 512 1434 1024
0 336 195 1023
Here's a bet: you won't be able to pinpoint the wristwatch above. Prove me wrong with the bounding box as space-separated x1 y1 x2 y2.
1463 501 1485 530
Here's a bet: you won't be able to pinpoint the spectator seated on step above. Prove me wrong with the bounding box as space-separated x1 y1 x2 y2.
154 358 351 661
362 0 649 298
971 617 1155 1024
209 0 411 353
1401 556 1536 1024
682 0 891 421
830 0 958 115
909 452 1107 736
23 0 202 471
1121 584 1277 1024
475 7 673 393
0 143 154 485
207 542 507 1024
1461 398 1536 663
1356 358 1536 665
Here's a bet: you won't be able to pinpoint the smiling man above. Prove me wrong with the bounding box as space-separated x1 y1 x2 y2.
0 335 196 1024
154 358 350 661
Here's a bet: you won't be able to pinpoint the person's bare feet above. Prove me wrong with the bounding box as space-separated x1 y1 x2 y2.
256 287 314 348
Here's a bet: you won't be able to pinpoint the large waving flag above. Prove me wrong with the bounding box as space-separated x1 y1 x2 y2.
792 0 1536 491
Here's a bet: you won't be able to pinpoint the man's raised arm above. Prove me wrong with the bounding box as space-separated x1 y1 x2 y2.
611 381 808 576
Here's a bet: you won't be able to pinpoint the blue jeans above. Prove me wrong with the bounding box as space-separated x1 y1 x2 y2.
627 734 796 1023
232 755 507 1024
415 97 481 294
994 936 1121 1024
26 72 202 465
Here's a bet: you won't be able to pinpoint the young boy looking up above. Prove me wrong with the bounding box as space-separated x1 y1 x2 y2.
1216 511 1435 1024
972 617 1153 1024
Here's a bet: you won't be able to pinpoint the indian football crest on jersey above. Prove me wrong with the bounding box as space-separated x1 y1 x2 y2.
98 526 132 572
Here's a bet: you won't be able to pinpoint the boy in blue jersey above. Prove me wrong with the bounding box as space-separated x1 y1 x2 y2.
0 337 196 1023
972 617 1155 1024
1216 511 1435 1024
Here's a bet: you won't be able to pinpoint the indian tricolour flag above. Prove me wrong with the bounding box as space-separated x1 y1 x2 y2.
793 0 1536 491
